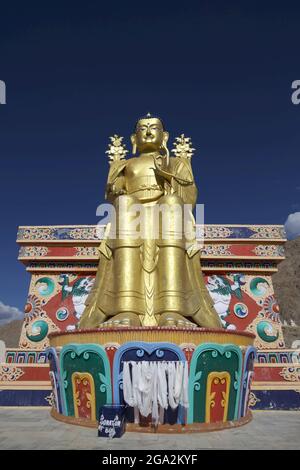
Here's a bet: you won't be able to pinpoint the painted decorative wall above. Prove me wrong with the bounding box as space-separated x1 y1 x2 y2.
16 224 286 350
19 274 95 349
1 225 299 412
204 274 285 349
45 336 256 429
18 272 285 351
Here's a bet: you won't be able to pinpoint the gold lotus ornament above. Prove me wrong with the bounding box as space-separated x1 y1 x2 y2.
105 135 128 163
172 134 195 160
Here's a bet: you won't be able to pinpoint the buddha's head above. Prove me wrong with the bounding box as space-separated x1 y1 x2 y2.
131 113 169 154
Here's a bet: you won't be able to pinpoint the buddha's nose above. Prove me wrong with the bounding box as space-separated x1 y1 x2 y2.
146 127 152 136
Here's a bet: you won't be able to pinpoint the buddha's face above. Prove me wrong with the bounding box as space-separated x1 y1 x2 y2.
131 118 168 153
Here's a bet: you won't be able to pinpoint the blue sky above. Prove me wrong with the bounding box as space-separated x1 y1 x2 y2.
0 1 300 318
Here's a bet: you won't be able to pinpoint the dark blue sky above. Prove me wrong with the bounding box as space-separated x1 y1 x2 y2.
0 1 300 311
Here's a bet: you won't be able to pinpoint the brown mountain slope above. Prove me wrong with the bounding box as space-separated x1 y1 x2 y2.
273 237 300 323
0 320 23 348
273 237 300 347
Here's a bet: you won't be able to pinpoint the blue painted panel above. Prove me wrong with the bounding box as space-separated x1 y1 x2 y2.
0 389 51 406
46 347 63 414
238 346 256 418
250 390 300 410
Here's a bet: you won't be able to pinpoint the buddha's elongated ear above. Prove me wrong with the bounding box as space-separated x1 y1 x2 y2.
131 134 137 155
163 131 169 145
161 131 170 166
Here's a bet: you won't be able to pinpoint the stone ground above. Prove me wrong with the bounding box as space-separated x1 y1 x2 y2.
0 408 299 450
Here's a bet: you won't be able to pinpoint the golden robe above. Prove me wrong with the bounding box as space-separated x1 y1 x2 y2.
79 153 222 329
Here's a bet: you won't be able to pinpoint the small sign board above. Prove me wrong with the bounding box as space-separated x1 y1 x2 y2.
98 405 126 438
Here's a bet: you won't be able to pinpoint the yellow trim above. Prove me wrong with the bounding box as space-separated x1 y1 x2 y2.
0 363 49 368
202 267 278 273
50 406 253 431
205 371 231 423
17 225 104 229
256 349 300 353
202 256 284 260
18 255 285 261
0 381 51 386
254 363 300 368
4 349 44 352
253 410 300 413
71 372 96 421
50 329 254 349
17 224 285 228
26 267 97 272
201 224 284 228
0 385 52 390
252 383 300 390
18 238 286 245
25 266 279 274
19 256 100 261
202 239 286 244
0 406 51 409
18 240 101 246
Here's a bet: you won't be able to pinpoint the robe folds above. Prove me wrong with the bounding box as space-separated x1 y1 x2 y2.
79 154 222 329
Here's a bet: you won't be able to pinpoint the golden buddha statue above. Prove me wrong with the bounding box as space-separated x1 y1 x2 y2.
79 114 222 329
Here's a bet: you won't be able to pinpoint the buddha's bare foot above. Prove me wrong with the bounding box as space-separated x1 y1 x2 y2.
159 313 197 328
100 313 142 328
78 305 107 329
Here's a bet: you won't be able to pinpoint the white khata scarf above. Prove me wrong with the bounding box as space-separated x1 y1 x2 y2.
122 360 189 425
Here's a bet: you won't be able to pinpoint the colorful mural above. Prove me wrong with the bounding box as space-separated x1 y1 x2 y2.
72 372 96 420
58 274 94 321
4 223 297 415
188 343 243 424
17 271 285 351
46 347 63 414
16 224 286 350
17 224 286 242
5 350 47 364
205 274 285 349
60 344 111 421
19 274 95 349
239 346 256 418
41 336 258 430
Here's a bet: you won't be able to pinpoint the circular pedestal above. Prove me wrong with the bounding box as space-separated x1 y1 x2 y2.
47 327 256 433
